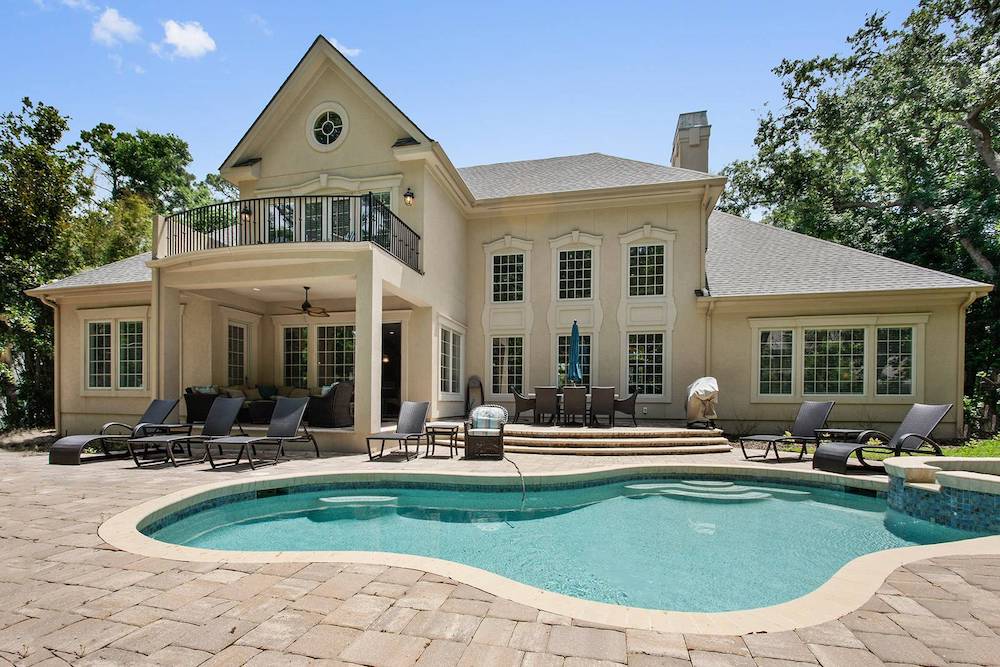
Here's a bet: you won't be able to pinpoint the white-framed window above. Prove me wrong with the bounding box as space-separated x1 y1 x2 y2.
556 333 591 388
628 332 664 396
440 327 462 394
750 315 924 402
86 321 112 389
758 329 794 396
227 323 248 387
282 326 309 388
491 336 524 395
628 244 665 296
492 253 524 303
85 317 146 391
117 321 144 389
558 249 593 300
876 326 914 396
803 328 866 395
317 325 355 386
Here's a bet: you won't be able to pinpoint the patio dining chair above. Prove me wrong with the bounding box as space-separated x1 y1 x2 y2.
366 401 429 460
49 399 181 465
738 400 834 461
589 387 615 427
127 397 244 467
613 392 639 427
204 397 313 469
512 390 536 424
535 386 560 425
812 403 952 475
562 386 587 425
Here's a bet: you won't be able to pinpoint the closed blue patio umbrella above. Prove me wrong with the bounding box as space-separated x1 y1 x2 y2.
567 320 583 385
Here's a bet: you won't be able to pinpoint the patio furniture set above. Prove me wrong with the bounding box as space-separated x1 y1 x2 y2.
184 381 354 428
739 400 952 474
51 396 320 469
512 385 639 426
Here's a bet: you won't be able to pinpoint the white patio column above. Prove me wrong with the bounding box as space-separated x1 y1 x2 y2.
151 268 182 400
354 255 383 436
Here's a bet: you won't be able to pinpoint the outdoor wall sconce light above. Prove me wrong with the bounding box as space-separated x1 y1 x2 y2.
239 206 253 223
382 354 390 364
403 187 415 206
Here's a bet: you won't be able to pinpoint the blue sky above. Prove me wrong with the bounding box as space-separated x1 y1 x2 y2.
2 1 919 179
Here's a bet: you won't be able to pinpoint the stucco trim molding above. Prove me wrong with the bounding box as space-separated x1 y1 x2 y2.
617 225 677 404
547 231 604 357
254 172 404 198
481 235 534 340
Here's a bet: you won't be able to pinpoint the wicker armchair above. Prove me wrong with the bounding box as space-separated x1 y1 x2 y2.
464 404 508 459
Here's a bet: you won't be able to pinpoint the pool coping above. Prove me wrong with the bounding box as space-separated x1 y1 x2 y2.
99 462 1000 635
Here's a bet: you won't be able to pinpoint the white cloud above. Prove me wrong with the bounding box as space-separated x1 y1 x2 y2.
330 38 361 57
62 0 97 11
155 19 216 59
248 13 271 37
91 8 140 46
107 52 144 75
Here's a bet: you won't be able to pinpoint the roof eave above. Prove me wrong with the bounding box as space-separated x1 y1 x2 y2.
698 284 993 302
25 281 153 299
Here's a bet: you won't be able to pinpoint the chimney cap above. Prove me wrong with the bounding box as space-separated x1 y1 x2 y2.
676 111 710 130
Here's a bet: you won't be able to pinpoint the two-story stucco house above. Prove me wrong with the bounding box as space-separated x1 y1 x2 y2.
28 36 992 450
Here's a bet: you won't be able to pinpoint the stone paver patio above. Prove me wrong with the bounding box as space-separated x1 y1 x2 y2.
1 448 999 666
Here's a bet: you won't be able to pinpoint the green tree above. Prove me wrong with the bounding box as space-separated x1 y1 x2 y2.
0 99 92 428
720 0 1000 388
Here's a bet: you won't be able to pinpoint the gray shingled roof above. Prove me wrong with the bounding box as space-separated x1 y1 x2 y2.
706 211 988 297
458 152 716 200
34 252 151 291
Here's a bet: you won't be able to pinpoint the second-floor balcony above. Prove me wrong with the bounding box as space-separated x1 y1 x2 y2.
159 194 421 272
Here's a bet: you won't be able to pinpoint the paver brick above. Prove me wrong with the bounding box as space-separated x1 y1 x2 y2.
548 625 627 662
403 610 482 643
286 623 361 659
340 630 430 666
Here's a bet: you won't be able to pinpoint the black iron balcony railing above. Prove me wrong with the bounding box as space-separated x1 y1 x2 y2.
160 193 421 272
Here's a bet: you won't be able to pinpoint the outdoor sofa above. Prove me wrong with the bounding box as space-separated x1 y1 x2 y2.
812 403 952 474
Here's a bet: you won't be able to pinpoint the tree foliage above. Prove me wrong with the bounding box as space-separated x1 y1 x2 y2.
719 0 1000 389
0 98 231 430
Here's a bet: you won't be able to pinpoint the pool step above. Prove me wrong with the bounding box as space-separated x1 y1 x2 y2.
623 480 813 502
500 444 732 456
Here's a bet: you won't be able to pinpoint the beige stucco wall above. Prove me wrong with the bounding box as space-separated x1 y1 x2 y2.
465 197 707 418
706 291 970 439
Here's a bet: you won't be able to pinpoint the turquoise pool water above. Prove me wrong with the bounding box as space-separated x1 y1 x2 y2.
146 478 987 612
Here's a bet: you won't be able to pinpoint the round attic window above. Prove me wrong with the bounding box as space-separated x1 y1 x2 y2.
313 111 343 145
306 102 349 151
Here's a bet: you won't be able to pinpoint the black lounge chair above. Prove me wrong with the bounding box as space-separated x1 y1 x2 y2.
739 400 835 461
512 390 535 424
589 387 615 427
127 397 244 467
614 391 639 427
366 400 429 460
812 403 952 475
49 399 181 465
205 397 313 469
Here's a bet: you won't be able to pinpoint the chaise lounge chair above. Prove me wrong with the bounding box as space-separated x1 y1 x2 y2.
366 401 429 460
204 396 313 469
812 403 952 475
127 397 244 467
739 400 835 461
49 399 181 465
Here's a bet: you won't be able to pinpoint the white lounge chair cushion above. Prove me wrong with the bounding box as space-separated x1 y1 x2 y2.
467 428 501 437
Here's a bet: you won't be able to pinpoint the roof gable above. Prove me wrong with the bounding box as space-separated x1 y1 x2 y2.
706 211 989 297
31 252 151 292
221 35 432 172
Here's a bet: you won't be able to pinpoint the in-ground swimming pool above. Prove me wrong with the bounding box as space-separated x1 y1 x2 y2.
145 477 988 612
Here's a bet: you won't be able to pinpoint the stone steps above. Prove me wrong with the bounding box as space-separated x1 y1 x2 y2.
500 443 733 456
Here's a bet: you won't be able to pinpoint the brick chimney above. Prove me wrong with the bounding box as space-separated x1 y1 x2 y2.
671 111 711 172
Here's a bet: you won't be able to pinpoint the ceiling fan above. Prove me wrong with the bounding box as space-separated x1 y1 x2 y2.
283 286 330 317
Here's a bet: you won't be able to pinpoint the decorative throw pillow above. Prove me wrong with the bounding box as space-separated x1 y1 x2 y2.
192 385 218 395
244 387 262 401
258 384 278 399
277 386 293 397
290 387 310 398
224 386 246 399
321 384 334 396
471 406 506 429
